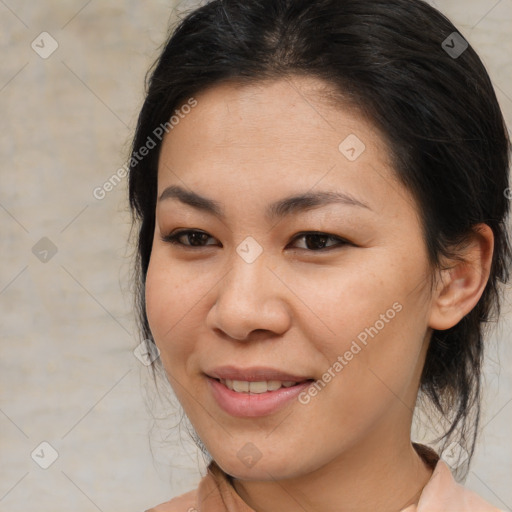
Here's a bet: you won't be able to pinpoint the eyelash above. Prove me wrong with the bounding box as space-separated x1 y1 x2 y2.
160 229 352 252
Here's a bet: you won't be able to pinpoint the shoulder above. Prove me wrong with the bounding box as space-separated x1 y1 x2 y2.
418 459 503 512
447 474 504 512
145 488 197 512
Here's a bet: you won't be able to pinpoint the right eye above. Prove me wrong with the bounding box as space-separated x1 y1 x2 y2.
160 229 219 248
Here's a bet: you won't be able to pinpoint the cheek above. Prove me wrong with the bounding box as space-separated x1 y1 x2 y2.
302 259 429 411
287 257 409 351
145 254 170 340
145 252 195 369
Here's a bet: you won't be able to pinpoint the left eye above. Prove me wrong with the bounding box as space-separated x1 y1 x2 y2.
290 232 349 251
160 230 350 251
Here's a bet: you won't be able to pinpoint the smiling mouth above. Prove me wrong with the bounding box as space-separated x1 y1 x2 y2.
215 378 313 394
207 375 315 417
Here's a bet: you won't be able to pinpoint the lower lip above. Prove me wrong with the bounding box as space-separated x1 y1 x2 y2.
207 377 312 417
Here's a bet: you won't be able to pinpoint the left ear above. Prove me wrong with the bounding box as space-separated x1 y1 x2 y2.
428 223 494 331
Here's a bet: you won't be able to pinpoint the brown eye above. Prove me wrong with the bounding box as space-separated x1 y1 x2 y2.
161 229 351 252
288 232 350 251
161 230 218 247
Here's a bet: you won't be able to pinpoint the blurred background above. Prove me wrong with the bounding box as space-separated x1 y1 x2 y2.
1 1 511 510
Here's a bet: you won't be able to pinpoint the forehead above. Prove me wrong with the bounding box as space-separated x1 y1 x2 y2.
159 77 392 172
155 77 411 223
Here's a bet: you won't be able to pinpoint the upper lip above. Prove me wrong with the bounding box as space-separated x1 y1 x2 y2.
206 366 313 382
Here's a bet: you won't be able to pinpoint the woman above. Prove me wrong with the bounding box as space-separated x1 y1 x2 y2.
128 0 511 510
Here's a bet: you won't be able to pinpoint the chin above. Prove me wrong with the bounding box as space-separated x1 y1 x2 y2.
211 449 310 481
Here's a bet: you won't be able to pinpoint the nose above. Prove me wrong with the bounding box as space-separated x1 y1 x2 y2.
205 253 292 342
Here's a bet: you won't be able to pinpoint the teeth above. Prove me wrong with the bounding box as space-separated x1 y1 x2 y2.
249 381 268 393
266 380 282 391
221 379 299 393
232 380 249 392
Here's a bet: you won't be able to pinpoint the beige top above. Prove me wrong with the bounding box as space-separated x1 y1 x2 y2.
147 445 502 512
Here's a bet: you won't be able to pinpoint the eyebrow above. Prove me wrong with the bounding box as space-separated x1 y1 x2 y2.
157 185 371 220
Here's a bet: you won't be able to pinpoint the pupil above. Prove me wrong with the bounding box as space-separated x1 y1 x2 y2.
190 232 208 246
306 234 327 250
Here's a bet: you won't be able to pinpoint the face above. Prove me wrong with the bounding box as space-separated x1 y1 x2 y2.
145 77 436 480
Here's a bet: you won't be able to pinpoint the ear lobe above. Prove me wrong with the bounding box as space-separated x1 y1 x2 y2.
428 224 494 331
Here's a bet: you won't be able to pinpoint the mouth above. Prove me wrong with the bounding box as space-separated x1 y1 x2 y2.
215 378 312 394
206 365 313 384
205 367 315 417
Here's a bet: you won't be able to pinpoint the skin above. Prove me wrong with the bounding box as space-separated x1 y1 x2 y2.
145 76 494 512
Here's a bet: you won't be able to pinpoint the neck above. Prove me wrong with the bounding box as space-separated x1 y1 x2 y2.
231 437 434 512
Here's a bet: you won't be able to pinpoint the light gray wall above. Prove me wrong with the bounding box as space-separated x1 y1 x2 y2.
1 1 511 511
